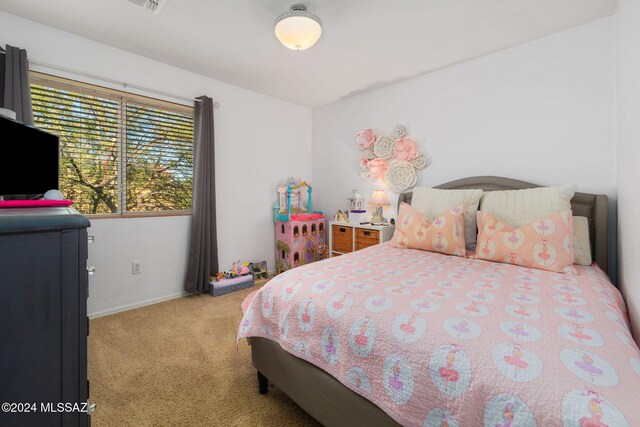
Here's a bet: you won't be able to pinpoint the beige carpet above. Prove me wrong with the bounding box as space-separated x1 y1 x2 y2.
88 286 320 426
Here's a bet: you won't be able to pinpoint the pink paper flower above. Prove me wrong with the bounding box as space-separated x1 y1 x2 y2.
356 128 377 150
360 157 370 168
368 158 388 180
393 136 418 161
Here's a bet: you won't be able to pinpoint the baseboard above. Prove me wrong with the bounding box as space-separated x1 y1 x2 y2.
88 291 189 319
89 273 276 318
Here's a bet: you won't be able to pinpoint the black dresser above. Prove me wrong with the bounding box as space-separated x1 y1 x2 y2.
0 207 91 426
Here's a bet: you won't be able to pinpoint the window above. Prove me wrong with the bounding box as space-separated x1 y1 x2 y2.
30 72 193 215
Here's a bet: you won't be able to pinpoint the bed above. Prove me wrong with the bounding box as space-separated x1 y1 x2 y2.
238 176 640 426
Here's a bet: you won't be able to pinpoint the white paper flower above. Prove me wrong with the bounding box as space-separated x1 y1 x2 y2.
393 125 407 139
411 153 431 170
366 147 376 159
385 160 417 192
373 136 395 159
360 167 371 181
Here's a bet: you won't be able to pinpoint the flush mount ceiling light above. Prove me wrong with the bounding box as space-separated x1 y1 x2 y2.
274 4 322 51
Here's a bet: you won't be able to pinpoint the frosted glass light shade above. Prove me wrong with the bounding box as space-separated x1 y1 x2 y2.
275 4 322 51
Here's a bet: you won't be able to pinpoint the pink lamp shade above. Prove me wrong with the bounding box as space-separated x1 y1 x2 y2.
368 190 390 206
368 190 389 225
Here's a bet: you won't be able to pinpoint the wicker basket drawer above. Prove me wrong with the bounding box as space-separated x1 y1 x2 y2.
355 228 380 251
332 225 353 253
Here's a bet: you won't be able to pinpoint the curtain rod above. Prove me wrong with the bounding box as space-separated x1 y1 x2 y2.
28 59 209 106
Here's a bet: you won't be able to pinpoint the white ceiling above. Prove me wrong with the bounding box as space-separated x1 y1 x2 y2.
0 0 617 108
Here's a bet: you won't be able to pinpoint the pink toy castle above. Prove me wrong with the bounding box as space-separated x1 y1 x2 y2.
274 177 326 274
276 218 326 274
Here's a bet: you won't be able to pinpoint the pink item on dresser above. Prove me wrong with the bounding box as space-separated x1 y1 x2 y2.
238 242 640 427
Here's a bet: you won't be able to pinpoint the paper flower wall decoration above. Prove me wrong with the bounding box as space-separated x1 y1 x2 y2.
356 125 431 192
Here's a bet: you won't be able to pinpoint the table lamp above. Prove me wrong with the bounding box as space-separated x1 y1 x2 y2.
369 190 390 225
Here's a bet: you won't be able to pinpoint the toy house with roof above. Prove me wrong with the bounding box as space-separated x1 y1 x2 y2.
274 178 326 274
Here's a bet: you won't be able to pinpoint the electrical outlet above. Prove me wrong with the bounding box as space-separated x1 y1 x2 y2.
132 261 143 274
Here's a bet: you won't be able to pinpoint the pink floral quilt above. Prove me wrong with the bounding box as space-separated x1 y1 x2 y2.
238 243 640 426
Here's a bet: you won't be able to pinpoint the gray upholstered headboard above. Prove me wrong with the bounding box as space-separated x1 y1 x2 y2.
398 176 609 274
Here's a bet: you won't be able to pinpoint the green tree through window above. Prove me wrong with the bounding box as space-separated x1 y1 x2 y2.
30 74 193 215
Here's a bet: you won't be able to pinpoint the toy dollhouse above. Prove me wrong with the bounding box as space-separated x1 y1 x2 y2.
274 178 326 274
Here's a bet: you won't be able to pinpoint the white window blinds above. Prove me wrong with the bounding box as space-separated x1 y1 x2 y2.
30 72 194 215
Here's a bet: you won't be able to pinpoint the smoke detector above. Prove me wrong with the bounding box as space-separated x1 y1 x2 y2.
126 0 167 15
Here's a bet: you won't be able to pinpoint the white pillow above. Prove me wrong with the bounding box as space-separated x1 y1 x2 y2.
411 187 483 248
573 216 592 266
479 184 576 227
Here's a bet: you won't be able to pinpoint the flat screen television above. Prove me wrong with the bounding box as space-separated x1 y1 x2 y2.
0 115 59 199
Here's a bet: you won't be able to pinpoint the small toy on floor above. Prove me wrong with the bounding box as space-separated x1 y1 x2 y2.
210 260 252 282
249 261 268 285
232 260 251 276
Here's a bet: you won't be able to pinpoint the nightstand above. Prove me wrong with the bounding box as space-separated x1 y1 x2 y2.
329 221 395 257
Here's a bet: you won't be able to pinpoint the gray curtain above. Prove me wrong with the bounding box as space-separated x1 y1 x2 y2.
2 45 33 125
184 96 218 293
0 47 5 106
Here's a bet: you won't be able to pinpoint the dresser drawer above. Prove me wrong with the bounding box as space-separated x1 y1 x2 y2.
355 228 380 250
332 225 353 253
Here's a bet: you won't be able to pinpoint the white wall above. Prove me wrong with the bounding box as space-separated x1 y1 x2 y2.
616 0 640 341
312 17 617 277
0 11 312 317
85 216 190 316
0 11 624 320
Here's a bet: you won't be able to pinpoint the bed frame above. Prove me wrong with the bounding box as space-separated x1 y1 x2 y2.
251 176 610 426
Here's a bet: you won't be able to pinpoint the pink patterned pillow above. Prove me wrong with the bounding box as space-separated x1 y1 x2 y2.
475 210 577 274
390 202 466 257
